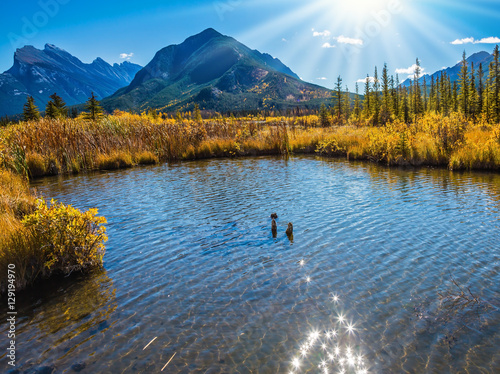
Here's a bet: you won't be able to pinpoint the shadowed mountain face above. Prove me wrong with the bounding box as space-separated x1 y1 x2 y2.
402 51 494 87
0 44 142 116
104 28 331 112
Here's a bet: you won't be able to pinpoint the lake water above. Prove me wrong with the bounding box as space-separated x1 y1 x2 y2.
2 156 500 373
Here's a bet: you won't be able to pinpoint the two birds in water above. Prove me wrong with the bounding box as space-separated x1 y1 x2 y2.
271 213 293 238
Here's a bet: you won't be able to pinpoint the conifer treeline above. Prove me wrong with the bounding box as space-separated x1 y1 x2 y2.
333 45 500 126
22 92 103 122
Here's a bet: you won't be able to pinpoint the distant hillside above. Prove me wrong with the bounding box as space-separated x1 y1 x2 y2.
0 44 142 116
402 51 494 87
103 28 331 113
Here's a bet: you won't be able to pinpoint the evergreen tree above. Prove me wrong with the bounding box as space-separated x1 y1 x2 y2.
469 62 478 119
452 81 459 112
354 82 361 118
394 74 401 119
458 51 470 115
333 75 343 123
45 93 67 119
423 76 428 112
478 63 484 115
493 45 500 122
83 92 104 121
402 87 410 123
343 86 351 120
380 63 391 125
439 73 448 115
50 93 66 116
429 75 436 112
372 67 380 125
363 75 371 119
413 58 423 118
486 61 495 120
23 96 40 121
319 103 330 127
45 101 58 119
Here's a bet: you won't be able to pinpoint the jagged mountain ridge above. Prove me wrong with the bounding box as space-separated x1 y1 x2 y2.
0 44 142 116
103 28 331 112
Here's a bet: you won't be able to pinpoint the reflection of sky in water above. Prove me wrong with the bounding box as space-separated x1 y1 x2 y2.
288 260 369 374
16 156 500 373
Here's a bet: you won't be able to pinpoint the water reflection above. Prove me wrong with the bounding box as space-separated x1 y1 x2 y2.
0 270 116 370
22 156 500 373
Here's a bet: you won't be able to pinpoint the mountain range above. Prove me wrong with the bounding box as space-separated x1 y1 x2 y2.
1 28 496 117
103 28 331 113
402 50 494 87
0 44 142 116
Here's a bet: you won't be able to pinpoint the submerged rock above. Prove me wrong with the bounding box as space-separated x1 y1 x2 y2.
71 362 86 372
34 366 56 374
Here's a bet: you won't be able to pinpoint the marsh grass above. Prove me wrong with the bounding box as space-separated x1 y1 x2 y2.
1 112 499 175
0 170 107 293
0 114 296 177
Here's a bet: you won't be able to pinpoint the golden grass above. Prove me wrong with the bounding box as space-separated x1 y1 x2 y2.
96 152 134 170
135 150 159 165
2 112 500 177
0 169 107 293
0 169 36 218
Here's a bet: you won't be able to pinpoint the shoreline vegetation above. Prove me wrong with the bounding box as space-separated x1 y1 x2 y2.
2 111 500 176
2 47 500 292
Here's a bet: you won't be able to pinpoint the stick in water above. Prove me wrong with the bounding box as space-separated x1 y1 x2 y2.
143 337 158 350
162 352 177 371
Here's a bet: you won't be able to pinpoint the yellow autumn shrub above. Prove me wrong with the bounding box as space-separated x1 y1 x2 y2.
0 196 107 292
22 199 107 274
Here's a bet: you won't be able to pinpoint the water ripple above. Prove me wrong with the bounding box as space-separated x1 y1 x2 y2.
2 156 499 373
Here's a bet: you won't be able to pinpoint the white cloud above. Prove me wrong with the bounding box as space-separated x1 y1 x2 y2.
322 42 336 48
120 53 134 60
357 77 375 83
336 35 363 45
395 64 426 75
282 38 288 42
316 77 327 80
476 36 500 44
451 37 475 45
313 29 331 38
451 36 500 45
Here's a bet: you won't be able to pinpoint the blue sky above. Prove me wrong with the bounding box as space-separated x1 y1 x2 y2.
1 0 500 89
